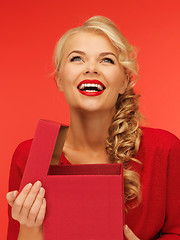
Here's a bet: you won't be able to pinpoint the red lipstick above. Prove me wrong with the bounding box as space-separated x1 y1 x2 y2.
77 79 106 96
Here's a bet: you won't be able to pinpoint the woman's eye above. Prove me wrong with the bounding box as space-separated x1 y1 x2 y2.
70 56 82 62
102 58 114 64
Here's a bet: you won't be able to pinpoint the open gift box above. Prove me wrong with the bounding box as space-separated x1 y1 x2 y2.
20 119 125 240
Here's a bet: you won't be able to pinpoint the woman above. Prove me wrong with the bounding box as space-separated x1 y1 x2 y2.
6 16 180 240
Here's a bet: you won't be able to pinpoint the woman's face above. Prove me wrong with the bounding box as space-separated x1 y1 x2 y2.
58 31 127 113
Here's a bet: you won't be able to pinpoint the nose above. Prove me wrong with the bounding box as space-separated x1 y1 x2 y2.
83 61 99 75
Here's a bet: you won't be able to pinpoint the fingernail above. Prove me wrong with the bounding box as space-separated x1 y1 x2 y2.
43 198 46 205
26 183 32 190
125 225 129 233
39 187 44 195
34 181 41 188
13 191 18 197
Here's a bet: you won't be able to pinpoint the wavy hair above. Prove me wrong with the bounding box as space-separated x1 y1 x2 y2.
54 16 142 208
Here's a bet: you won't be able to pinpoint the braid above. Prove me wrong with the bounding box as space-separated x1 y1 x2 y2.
106 85 142 208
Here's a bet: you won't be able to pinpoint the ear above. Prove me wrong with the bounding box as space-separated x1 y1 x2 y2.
118 73 129 94
57 77 64 92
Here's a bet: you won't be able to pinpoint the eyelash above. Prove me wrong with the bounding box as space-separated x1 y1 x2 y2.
102 58 114 64
70 56 82 62
70 56 115 64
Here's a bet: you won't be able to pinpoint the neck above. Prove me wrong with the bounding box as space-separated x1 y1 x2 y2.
65 108 115 153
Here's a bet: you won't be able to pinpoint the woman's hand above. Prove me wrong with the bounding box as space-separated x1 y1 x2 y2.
6 181 46 228
124 225 140 240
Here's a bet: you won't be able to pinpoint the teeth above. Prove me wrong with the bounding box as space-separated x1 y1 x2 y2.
78 83 104 91
79 84 85 90
97 84 103 91
84 90 98 92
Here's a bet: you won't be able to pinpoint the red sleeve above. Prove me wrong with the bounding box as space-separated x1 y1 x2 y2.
126 128 180 239
7 140 32 240
159 133 180 239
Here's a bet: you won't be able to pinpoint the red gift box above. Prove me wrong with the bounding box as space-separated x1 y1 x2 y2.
20 120 125 240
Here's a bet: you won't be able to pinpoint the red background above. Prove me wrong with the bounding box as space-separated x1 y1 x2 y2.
1 0 180 238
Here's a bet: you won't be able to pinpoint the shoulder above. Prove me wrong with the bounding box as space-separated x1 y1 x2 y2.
134 128 180 179
9 139 33 191
14 139 33 153
137 127 180 164
13 139 33 160
140 126 180 149
12 139 33 173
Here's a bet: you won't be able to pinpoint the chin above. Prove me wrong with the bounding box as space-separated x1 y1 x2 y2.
75 105 114 114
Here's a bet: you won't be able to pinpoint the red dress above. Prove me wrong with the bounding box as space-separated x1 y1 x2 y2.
7 127 180 239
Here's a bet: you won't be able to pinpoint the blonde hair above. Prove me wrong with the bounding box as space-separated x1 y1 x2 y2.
54 16 142 208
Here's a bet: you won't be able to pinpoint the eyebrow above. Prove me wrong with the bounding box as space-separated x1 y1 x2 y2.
67 50 118 59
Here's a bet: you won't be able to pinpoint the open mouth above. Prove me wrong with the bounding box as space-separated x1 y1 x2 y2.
77 83 106 92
